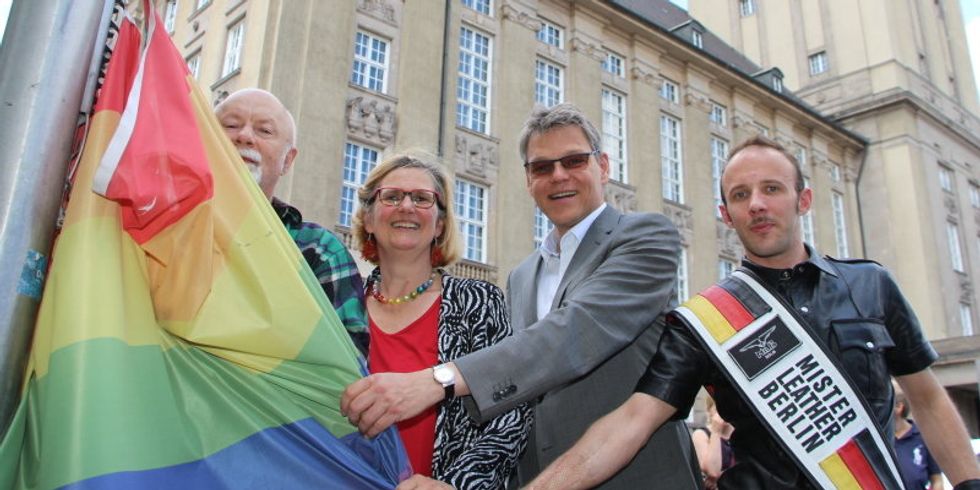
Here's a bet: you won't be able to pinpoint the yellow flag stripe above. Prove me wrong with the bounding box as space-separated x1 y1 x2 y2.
686 295 738 344
820 452 862 489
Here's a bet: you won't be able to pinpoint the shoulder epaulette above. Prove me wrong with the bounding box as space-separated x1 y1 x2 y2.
824 255 881 267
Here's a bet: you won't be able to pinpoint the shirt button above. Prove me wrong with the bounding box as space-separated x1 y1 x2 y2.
800 306 809 313
781 270 791 279
865 341 875 349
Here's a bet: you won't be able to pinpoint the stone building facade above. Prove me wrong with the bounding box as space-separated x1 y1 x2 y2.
143 0 977 431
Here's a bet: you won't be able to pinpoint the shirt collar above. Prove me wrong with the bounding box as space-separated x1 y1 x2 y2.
271 197 303 228
741 243 838 278
540 203 607 257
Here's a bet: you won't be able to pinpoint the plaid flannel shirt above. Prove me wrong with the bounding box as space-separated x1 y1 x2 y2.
272 198 369 355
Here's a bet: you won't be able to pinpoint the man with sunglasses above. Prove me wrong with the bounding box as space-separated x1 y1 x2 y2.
342 103 701 488
215 89 368 355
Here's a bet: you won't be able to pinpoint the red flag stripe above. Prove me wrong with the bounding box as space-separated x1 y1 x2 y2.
701 285 755 331
837 438 885 490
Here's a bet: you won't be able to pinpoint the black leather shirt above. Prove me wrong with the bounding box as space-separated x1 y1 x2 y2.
636 246 938 489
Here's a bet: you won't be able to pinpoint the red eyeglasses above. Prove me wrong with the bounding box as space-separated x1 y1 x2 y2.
372 187 443 209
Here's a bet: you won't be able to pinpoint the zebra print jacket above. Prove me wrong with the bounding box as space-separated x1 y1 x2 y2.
429 272 532 489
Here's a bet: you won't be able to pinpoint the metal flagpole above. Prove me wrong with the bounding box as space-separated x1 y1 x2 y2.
0 0 117 437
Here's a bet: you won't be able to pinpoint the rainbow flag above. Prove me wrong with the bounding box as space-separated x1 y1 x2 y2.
0 5 408 489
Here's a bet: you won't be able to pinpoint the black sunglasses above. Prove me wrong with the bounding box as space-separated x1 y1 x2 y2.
523 150 599 177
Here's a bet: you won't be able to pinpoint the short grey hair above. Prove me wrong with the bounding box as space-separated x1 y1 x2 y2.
518 103 602 162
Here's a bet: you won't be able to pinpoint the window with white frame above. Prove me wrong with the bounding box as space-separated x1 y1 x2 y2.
692 30 703 49
796 147 807 168
351 31 390 93
832 192 849 257
970 183 980 208
535 59 563 107
772 76 783 93
711 137 728 216
455 179 488 262
677 248 689 302
961 303 974 336
709 102 727 126
457 26 492 134
164 0 178 34
739 0 756 16
462 0 491 15
660 79 679 104
186 53 201 79
602 89 627 182
802 177 816 246
830 163 841 183
718 258 737 280
661 114 683 203
338 142 379 227
533 207 553 249
939 165 953 192
221 19 245 78
947 221 964 272
536 19 563 48
809 51 828 75
602 52 625 77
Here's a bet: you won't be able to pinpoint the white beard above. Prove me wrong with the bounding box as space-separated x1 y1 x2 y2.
246 163 262 184
237 148 264 185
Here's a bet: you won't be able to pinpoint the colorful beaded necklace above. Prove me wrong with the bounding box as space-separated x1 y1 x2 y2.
368 270 437 305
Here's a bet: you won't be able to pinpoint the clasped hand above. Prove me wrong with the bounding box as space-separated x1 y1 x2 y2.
341 370 443 437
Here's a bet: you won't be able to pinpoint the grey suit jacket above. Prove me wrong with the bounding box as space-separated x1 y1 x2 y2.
455 206 702 489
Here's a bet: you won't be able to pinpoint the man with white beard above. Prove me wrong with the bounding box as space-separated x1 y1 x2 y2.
215 89 368 355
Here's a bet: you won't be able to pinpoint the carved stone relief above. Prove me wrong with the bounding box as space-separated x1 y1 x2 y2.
346 95 397 145
944 194 958 216
732 111 753 129
605 182 637 213
631 64 657 87
664 202 693 246
684 87 711 113
454 133 499 178
357 0 396 25
501 3 542 31
959 276 974 304
570 37 607 62
717 221 743 259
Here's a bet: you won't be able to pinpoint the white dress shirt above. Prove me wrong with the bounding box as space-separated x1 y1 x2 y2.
536 203 607 321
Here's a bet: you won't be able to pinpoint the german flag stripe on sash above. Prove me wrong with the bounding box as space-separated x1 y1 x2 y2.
717 276 771 318
819 429 892 490
701 285 757 330
686 280 771 344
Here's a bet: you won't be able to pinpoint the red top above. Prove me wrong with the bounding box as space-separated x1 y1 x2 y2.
368 297 441 477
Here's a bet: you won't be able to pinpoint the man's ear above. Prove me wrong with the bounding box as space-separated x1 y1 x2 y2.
281 147 298 176
597 152 610 184
719 204 734 227
797 187 812 215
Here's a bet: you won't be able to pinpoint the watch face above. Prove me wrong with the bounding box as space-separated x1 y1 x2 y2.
434 366 454 385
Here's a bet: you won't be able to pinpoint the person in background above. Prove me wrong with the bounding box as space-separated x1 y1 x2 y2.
894 381 944 489
692 396 735 490
215 88 368 354
352 153 530 489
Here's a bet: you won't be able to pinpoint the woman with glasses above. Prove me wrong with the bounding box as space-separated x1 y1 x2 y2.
352 153 530 489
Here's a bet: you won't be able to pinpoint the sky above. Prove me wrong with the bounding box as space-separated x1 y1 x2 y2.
0 0 976 101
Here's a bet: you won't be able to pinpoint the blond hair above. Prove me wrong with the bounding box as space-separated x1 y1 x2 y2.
352 152 460 267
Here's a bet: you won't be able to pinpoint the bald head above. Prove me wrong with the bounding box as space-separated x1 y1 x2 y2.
215 88 298 199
